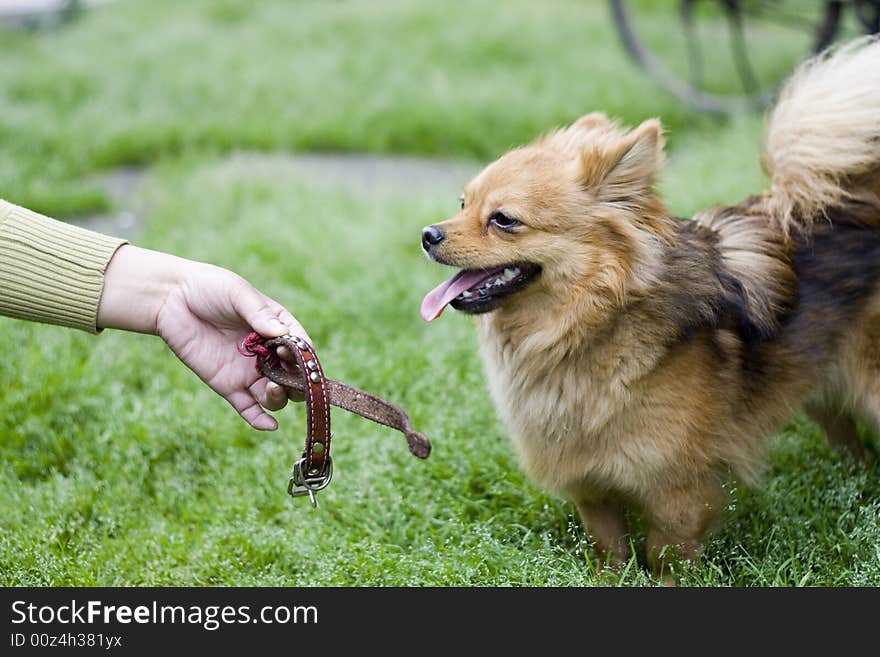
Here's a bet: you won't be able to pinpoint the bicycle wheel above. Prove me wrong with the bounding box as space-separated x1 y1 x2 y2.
609 0 844 114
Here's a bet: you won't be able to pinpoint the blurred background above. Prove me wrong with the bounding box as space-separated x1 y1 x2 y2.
2 1 877 586
1 0 871 219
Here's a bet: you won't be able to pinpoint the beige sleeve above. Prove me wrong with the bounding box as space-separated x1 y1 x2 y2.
0 199 128 333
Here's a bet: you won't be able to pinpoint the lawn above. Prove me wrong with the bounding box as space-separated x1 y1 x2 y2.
1 0 878 586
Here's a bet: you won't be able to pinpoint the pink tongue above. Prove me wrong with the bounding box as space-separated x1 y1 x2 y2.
421 269 494 322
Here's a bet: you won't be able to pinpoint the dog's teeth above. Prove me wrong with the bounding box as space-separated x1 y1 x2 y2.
503 268 517 281
460 290 472 298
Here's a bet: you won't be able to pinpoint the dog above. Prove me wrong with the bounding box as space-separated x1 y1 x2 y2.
420 38 880 575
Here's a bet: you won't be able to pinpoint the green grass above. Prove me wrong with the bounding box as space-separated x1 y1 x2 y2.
1 0 710 216
1 0 878 586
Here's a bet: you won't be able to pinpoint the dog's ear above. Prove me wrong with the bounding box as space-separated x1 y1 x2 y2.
579 119 664 197
537 112 614 154
572 112 611 132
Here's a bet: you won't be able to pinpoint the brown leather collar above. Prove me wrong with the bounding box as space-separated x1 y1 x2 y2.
240 333 431 507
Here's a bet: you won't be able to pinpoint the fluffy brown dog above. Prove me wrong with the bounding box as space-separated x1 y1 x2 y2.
420 38 880 574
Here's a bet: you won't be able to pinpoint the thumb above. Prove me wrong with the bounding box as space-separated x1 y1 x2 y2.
232 283 289 338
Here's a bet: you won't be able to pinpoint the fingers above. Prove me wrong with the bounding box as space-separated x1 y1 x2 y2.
248 376 304 418
232 280 292 338
250 377 302 409
260 380 290 411
265 381 292 409
261 376 305 406
228 377 305 431
264 380 305 406
229 279 311 423
276 344 295 362
233 283 313 348
226 389 279 431
266 304 311 344
278 311 312 344
285 386 306 403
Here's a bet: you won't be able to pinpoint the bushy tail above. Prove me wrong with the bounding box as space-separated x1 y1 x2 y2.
763 36 880 235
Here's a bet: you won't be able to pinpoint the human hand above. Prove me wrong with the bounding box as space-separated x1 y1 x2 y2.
97 245 309 430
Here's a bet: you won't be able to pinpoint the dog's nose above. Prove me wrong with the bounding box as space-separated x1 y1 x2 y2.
422 225 446 251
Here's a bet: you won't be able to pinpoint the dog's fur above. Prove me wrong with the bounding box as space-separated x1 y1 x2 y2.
422 38 880 573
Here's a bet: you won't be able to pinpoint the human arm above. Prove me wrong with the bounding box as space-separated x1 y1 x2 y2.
0 199 304 430
97 244 307 430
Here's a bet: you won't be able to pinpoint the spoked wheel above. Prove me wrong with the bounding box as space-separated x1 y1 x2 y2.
609 0 844 114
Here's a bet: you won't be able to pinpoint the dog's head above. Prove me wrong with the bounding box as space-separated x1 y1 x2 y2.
421 113 672 327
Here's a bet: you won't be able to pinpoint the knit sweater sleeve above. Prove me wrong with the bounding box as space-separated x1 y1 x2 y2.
0 199 128 333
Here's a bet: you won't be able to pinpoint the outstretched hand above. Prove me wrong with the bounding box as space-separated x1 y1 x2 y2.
97 245 309 430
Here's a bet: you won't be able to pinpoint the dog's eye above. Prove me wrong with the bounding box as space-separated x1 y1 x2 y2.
489 212 521 231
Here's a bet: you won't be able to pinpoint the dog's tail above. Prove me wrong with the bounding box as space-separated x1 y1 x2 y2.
763 36 880 236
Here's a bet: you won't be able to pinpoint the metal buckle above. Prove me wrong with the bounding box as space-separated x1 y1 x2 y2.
288 455 333 508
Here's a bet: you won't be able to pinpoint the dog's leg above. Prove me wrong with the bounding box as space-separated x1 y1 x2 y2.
575 498 631 565
643 477 725 579
804 403 871 462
